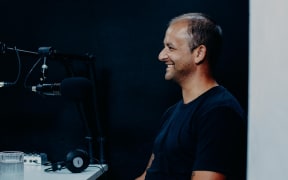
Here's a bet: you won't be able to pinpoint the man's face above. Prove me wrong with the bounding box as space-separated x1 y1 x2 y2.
158 21 195 83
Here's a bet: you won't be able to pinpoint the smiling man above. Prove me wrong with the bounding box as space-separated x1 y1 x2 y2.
135 13 247 180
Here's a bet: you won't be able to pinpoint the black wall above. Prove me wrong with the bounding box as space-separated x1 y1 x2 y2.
0 0 248 179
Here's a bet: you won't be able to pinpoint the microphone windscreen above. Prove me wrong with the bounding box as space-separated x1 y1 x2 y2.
60 77 93 101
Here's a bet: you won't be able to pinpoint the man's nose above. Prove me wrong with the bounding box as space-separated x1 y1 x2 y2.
158 48 168 61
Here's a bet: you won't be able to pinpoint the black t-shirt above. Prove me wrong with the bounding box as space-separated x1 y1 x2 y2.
145 86 247 180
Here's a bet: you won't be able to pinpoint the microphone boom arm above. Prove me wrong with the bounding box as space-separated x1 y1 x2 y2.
1 42 95 62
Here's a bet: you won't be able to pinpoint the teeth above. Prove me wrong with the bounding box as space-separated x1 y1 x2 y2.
167 64 174 68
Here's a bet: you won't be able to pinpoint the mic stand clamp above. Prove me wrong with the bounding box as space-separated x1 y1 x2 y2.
38 47 54 56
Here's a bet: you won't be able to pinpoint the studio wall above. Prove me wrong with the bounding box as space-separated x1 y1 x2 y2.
248 0 288 180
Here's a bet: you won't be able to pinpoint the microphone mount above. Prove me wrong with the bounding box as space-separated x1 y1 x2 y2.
1 41 105 163
1 41 38 56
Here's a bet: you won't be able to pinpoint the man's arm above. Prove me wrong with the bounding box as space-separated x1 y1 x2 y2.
191 171 226 180
135 153 155 180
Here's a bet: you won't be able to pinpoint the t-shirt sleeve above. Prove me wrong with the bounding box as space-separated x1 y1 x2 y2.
192 106 247 178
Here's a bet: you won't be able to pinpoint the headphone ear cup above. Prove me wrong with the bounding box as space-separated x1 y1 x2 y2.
65 149 90 173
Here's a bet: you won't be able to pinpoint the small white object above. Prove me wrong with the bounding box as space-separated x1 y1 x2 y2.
24 154 42 165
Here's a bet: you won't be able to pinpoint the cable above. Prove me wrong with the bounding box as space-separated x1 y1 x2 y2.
23 57 42 89
0 46 21 87
44 161 66 172
89 157 107 174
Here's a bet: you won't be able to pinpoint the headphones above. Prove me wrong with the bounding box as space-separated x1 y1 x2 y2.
46 149 90 173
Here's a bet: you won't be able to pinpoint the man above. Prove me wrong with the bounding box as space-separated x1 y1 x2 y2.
136 13 247 180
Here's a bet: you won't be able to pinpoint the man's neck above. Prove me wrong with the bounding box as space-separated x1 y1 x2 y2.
181 78 218 104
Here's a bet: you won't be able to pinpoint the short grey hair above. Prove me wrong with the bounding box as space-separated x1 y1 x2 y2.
169 13 223 70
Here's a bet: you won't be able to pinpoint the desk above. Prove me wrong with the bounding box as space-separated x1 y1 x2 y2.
24 164 108 180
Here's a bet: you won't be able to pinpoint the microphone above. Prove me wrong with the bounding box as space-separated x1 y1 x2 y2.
30 77 93 100
31 83 61 96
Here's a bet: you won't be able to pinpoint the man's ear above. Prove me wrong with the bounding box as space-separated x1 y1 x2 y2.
194 45 207 65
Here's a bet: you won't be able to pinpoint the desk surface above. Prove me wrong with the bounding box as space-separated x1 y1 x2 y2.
24 164 108 180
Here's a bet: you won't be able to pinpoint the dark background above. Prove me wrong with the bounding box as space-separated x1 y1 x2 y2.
0 0 248 179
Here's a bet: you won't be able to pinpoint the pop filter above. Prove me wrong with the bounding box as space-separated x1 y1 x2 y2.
60 77 93 102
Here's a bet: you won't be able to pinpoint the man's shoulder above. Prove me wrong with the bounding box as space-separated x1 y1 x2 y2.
196 86 245 117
